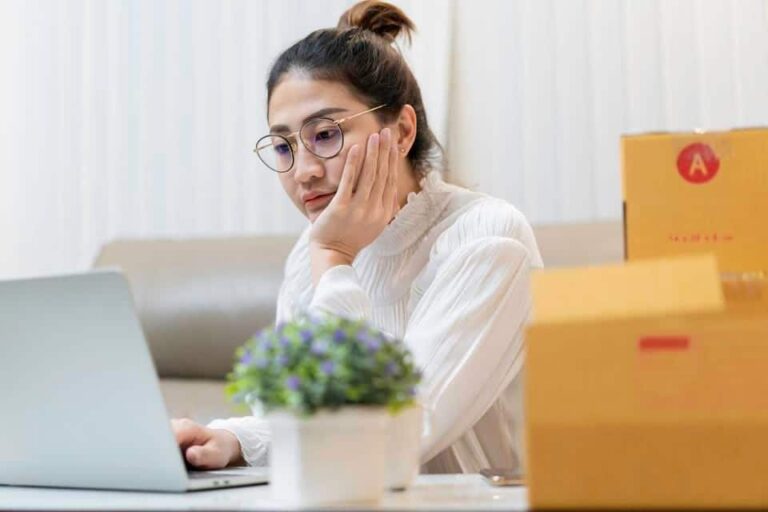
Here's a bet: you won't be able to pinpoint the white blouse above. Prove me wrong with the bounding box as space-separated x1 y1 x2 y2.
209 170 543 474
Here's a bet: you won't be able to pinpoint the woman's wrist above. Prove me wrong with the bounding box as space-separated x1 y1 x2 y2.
310 243 355 286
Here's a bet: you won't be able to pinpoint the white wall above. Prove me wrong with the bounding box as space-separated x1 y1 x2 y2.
449 0 768 224
1 0 767 278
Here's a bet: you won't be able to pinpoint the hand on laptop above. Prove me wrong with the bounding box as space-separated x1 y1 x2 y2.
171 418 245 469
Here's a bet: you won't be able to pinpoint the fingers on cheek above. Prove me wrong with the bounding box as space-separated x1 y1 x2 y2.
343 145 359 192
348 145 360 172
381 128 391 159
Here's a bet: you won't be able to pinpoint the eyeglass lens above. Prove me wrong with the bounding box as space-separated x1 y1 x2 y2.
256 118 343 173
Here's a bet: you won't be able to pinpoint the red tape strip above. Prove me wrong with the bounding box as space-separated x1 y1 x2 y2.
638 336 690 351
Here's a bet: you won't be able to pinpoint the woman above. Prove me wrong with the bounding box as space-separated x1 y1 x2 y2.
173 0 542 474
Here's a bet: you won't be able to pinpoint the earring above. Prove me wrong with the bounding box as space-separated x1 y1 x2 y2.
399 147 407 154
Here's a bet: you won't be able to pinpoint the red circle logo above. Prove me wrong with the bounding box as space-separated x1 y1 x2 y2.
676 143 719 184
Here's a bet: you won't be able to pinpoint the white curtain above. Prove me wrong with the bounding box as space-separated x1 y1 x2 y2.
2 0 767 279
449 0 768 223
0 0 451 278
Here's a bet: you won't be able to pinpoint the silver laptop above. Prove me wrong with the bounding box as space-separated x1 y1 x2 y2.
0 270 269 492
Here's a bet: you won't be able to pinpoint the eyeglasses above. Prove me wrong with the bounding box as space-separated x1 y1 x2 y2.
253 104 388 173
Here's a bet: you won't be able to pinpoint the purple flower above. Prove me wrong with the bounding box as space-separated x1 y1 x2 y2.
239 350 253 365
385 361 398 376
300 329 313 344
279 335 291 348
257 333 272 351
408 386 418 397
360 331 381 352
277 354 290 367
320 360 335 375
285 375 301 391
310 340 329 356
333 329 346 344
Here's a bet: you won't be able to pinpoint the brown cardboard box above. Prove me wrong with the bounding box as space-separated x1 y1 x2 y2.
622 128 768 274
525 255 768 509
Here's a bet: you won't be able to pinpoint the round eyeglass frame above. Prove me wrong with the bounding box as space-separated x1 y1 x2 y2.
253 104 388 173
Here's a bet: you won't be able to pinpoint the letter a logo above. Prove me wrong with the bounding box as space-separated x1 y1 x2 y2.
676 143 720 184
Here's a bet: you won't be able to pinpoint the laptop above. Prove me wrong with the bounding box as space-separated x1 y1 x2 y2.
0 270 269 492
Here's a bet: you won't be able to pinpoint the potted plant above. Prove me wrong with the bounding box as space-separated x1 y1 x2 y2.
226 313 422 506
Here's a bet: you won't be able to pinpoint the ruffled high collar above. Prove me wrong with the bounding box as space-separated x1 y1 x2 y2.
366 170 454 256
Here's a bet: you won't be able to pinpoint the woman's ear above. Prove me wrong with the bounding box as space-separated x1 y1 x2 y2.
395 104 417 153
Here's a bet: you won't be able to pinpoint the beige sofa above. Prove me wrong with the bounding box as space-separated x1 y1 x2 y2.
92 222 624 424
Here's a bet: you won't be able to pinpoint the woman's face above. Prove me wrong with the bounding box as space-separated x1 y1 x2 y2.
267 75 392 222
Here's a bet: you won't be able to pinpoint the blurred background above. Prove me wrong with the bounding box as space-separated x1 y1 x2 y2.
1 0 767 279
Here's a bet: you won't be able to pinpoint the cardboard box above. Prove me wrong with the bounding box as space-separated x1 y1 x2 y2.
622 128 768 274
524 254 768 509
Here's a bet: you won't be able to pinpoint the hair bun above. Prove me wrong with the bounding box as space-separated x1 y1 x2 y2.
338 0 416 44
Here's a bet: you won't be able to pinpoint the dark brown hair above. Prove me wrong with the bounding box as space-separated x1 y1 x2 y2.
266 0 443 177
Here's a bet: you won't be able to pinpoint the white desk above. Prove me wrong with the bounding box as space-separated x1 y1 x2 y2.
0 474 528 511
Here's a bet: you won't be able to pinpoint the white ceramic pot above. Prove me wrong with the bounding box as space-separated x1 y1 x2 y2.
385 403 423 490
267 406 389 507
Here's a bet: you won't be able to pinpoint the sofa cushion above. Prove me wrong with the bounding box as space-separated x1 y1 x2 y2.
93 237 296 379
534 221 623 267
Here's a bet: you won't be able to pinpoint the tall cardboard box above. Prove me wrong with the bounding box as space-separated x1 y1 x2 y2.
622 128 767 311
525 255 768 509
622 128 768 273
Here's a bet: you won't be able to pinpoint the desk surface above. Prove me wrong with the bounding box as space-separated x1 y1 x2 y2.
0 474 528 511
